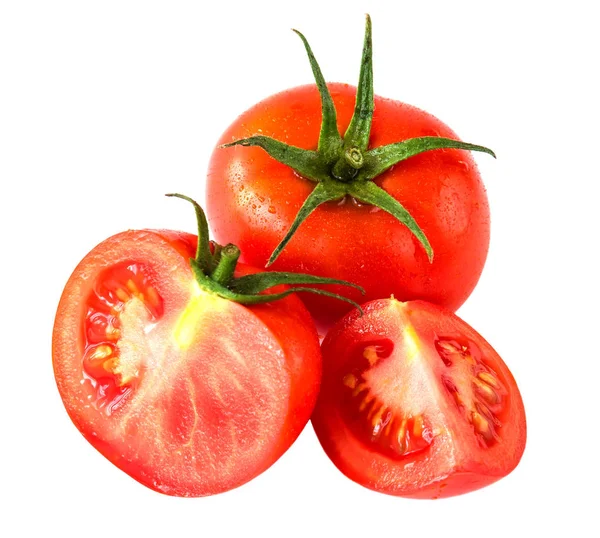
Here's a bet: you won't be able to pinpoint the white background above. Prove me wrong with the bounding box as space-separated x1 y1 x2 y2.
1 1 598 536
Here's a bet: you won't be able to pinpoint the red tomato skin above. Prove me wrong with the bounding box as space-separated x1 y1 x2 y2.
311 298 526 499
207 83 490 325
52 229 321 497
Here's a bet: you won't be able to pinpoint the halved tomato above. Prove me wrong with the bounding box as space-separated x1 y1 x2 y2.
311 298 526 498
53 229 323 496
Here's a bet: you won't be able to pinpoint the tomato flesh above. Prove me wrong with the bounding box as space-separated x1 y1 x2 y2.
311 298 526 499
53 230 322 496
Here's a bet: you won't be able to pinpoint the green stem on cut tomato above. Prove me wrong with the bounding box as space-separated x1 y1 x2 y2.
221 14 495 265
167 194 365 312
210 244 240 286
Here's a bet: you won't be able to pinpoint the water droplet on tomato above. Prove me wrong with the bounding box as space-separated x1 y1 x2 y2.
457 160 471 172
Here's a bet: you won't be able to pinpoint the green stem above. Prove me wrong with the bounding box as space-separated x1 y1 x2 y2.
210 244 240 286
332 147 365 181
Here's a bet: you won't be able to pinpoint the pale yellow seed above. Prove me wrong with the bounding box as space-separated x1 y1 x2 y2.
115 288 130 302
358 392 374 412
397 418 408 452
437 340 461 353
478 371 500 389
343 373 357 389
105 326 121 340
451 390 464 408
145 286 160 307
91 344 112 360
367 402 382 421
370 406 386 428
126 279 139 295
363 346 380 367
472 411 490 436
103 357 118 372
413 415 424 438
384 416 395 436
352 382 368 398
473 378 500 405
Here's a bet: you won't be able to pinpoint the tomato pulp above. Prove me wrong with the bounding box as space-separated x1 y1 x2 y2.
53 230 322 496
311 298 526 498
207 83 490 324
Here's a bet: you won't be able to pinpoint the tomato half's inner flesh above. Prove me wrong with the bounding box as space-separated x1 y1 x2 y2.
312 298 526 499
53 230 319 497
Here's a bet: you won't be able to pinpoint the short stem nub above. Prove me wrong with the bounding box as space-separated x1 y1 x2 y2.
210 244 240 286
332 147 364 182
345 147 364 169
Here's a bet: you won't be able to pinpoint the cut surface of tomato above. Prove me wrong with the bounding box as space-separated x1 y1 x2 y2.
311 298 526 499
53 230 322 496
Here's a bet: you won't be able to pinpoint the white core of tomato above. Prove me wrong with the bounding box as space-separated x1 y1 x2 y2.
172 281 230 350
362 308 442 423
116 296 155 384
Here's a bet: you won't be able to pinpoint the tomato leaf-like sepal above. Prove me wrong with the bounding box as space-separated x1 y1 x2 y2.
191 260 363 312
230 287 363 312
348 181 433 261
221 136 328 183
342 14 373 153
267 181 347 266
292 29 342 162
361 137 496 181
230 272 364 295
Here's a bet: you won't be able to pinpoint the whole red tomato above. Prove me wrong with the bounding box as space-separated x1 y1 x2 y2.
206 17 493 326
312 298 526 498
52 196 357 496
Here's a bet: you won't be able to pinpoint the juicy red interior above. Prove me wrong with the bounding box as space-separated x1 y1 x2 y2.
82 262 164 415
340 338 433 460
435 335 508 448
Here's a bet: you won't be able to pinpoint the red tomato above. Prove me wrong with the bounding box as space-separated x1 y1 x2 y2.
207 83 490 324
52 229 321 496
311 298 526 498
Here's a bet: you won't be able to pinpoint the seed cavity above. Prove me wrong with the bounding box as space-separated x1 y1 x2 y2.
341 339 432 459
437 336 506 447
82 262 164 414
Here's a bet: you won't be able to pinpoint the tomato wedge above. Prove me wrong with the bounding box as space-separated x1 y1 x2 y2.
53 227 328 496
312 298 526 498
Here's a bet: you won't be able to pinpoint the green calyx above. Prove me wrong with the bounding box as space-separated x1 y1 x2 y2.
222 14 496 266
166 194 364 311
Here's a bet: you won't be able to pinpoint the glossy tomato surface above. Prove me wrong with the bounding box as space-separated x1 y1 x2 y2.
311 298 526 498
52 230 321 497
207 84 490 324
